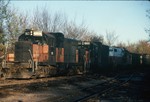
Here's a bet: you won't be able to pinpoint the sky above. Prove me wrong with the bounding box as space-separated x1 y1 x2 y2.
10 1 150 44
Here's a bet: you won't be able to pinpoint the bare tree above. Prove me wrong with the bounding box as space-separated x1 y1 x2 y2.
31 6 103 41
31 6 91 40
126 40 150 54
146 9 150 39
81 31 103 42
126 41 137 53
0 0 9 25
0 28 5 54
31 6 65 32
0 0 10 44
5 7 29 51
0 27 4 44
51 12 65 32
31 6 49 31
145 0 150 38
63 20 89 40
117 42 126 48
105 30 118 46
91 35 103 43
136 40 150 54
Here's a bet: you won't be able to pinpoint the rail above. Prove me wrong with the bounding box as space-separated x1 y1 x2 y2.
74 73 134 102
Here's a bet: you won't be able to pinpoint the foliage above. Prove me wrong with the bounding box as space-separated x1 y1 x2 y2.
0 0 10 44
117 42 126 48
5 7 28 45
136 40 150 54
125 42 137 53
0 27 5 44
0 43 5 51
0 6 29 52
0 0 9 25
125 40 150 54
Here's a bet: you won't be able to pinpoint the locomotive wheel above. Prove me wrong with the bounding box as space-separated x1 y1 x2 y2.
67 66 80 76
76 66 83 74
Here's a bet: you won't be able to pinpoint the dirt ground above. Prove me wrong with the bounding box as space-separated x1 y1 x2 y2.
0 75 108 102
0 68 150 102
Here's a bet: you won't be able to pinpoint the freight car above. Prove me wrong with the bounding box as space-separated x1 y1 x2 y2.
140 54 150 66
131 53 141 66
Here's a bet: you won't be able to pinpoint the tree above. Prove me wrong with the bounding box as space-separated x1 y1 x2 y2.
31 6 65 32
31 6 91 40
136 40 150 54
90 34 103 43
0 0 9 26
146 0 150 40
31 6 49 31
0 0 10 44
4 7 29 51
105 30 118 46
81 31 103 42
117 42 126 48
0 28 5 54
0 27 4 43
63 20 88 40
125 41 137 53
125 40 150 54
145 9 150 38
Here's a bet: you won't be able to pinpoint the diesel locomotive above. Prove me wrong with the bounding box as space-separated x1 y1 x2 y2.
1 29 88 78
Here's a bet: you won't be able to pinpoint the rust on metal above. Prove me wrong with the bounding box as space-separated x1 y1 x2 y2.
56 48 64 63
32 44 49 62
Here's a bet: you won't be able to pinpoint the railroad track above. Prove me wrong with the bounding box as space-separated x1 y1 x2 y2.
74 73 135 102
0 71 145 102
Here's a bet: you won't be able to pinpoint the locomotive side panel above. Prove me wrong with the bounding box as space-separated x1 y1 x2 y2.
139 54 150 66
95 42 102 68
32 44 49 63
56 48 64 63
64 38 78 64
45 34 56 66
143 54 150 65
131 53 141 66
101 45 109 68
123 49 132 65
50 32 64 65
